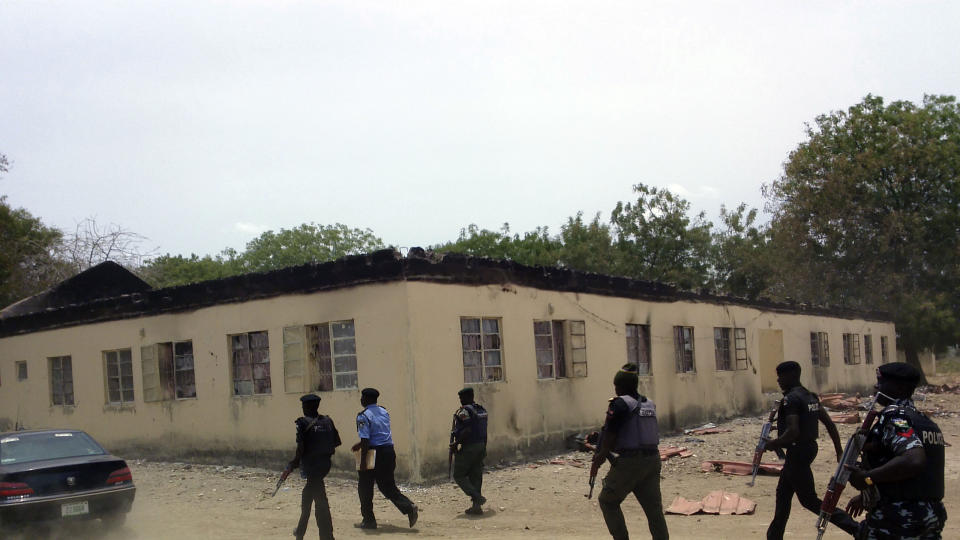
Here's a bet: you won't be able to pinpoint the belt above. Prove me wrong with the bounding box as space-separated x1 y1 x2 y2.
617 448 659 457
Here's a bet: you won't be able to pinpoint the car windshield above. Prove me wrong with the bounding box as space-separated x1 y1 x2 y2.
0 432 106 465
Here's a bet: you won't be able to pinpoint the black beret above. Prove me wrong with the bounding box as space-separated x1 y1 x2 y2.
458 387 474 398
878 362 921 384
361 387 380 399
300 394 321 403
776 361 801 374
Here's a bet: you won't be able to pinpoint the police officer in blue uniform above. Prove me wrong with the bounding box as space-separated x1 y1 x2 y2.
350 387 419 530
845 362 947 539
451 387 489 515
286 393 341 540
591 363 669 540
763 361 858 539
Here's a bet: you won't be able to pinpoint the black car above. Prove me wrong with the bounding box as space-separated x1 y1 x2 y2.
0 429 135 531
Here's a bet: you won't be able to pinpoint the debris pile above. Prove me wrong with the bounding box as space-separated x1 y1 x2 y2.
666 490 756 515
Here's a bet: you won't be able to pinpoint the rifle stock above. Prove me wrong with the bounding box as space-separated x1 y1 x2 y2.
815 394 881 540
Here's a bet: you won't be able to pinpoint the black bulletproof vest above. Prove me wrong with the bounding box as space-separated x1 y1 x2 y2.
867 406 945 502
462 404 488 444
777 386 820 444
300 415 340 473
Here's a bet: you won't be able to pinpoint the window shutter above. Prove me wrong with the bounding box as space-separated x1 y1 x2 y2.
569 320 587 377
141 345 161 402
283 325 306 393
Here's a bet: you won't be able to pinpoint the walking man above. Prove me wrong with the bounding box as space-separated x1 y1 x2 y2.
351 387 419 530
844 362 947 539
451 387 489 515
763 361 859 539
286 393 341 540
591 363 669 540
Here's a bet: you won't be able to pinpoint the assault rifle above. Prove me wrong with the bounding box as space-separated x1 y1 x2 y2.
272 468 290 497
448 415 457 482
747 400 786 486
814 394 882 540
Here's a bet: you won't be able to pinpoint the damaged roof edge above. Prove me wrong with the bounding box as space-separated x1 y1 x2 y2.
0 249 893 338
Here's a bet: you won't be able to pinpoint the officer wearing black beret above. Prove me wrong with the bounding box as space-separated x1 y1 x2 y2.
763 361 858 539
844 362 947 538
451 387 489 515
286 393 341 540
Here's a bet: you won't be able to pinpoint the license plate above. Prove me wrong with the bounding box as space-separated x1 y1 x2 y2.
61 501 89 517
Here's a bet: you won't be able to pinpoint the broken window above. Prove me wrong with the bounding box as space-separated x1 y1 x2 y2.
16 361 27 381
714 328 732 371
713 327 748 371
231 331 271 395
104 349 135 404
460 317 503 383
810 332 830 367
532 320 587 379
880 336 889 363
843 333 861 365
626 324 651 375
141 340 196 401
283 320 359 393
49 356 74 406
864 335 873 364
673 326 696 373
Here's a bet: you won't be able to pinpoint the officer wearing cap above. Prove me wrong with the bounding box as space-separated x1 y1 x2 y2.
844 362 947 539
350 388 418 529
451 387 489 515
286 393 341 540
763 361 858 539
591 363 668 540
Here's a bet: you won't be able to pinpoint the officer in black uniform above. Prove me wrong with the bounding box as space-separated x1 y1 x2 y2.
844 362 947 539
451 387 489 515
763 360 859 539
591 363 669 540
286 393 342 540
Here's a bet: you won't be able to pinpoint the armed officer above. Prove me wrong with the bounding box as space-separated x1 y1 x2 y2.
763 361 859 539
845 362 947 539
591 363 669 540
286 393 341 540
451 387 489 515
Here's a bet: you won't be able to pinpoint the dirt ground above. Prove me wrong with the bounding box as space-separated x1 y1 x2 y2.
15 376 960 539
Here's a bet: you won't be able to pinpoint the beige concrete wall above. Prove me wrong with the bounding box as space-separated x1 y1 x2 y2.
0 282 413 475
0 279 894 481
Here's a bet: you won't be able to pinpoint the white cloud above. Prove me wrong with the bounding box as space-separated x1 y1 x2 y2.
234 222 266 235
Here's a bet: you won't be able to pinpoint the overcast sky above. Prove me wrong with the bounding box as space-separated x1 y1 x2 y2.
2 1 958 258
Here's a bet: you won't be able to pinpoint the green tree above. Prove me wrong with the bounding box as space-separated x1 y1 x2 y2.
709 203 773 298
237 223 384 273
765 94 960 378
137 252 242 288
437 223 563 267
610 183 713 289
558 212 617 275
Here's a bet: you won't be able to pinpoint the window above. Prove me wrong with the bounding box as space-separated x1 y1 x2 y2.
864 335 873 364
16 361 27 381
843 333 861 365
283 320 359 392
230 331 271 395
142 341 196 401
460 317 503 383
673 326 695 373
103 349 135 404
714 328 732 371
880 336 889 363
810 332 830 367
49 356 74 406
714 327 748 371
532 320 587 379
734 328 748 370
625 324 652 375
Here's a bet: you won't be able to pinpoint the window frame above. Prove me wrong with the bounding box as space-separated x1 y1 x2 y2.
460 317 504 383
625 323 652 375
810 332 830 367
16 361 27 381
230 330 272 396
713 327 733 371
48 355 74 406
673 326 696 373
285 319 359 393
142 340 197 402
863 334 873 365
103 348 135 405
880 336 889 363
842 333 862 365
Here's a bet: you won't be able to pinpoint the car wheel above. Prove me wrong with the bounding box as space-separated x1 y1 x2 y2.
102 512 127 529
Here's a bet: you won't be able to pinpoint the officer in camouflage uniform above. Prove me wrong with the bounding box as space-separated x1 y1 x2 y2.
845 362 947 539
591 363 669 540
764 361 859 539
286 393 342 540
451 387 489 515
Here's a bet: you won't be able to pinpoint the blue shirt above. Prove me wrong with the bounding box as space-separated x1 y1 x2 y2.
357 404 393 447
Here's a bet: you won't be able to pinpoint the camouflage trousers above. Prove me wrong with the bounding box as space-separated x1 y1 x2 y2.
857 500 947 540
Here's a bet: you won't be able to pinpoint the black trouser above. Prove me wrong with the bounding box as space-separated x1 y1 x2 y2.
358 445 415 524
295 461 334 540
453 442 486 502
767 442 859 539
